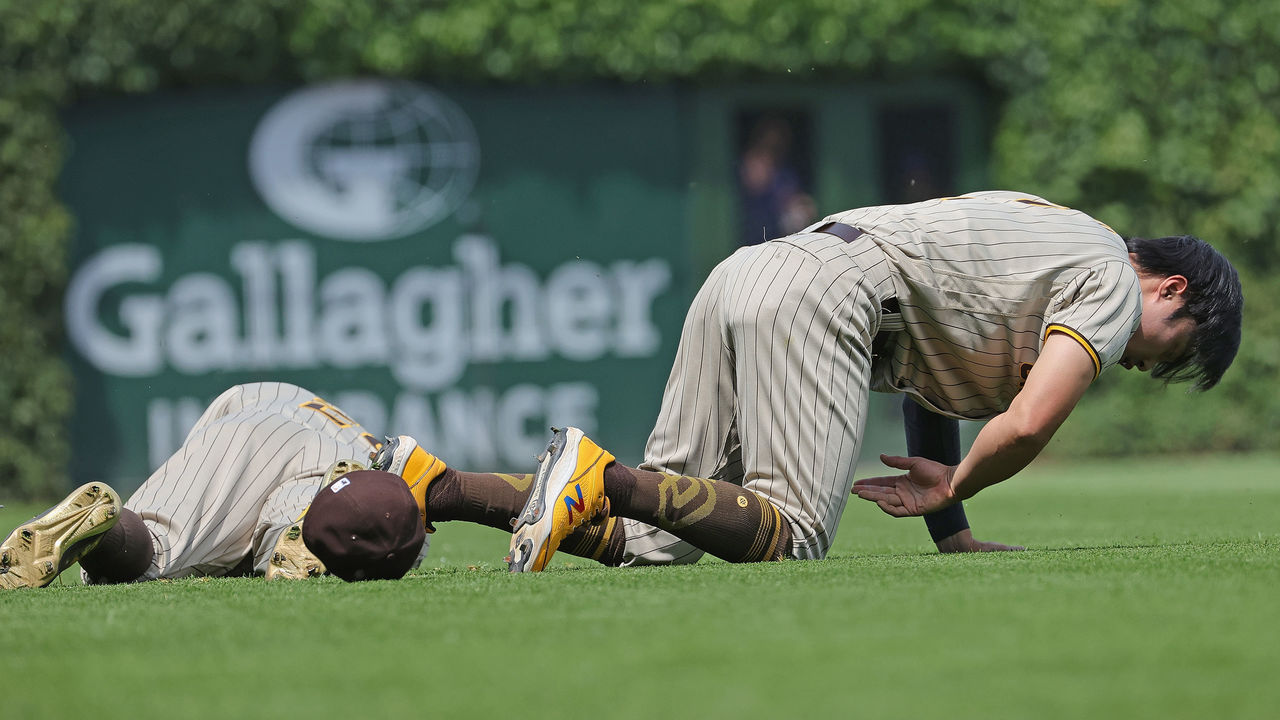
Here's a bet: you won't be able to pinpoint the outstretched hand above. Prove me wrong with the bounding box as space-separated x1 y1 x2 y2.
852 454 957 517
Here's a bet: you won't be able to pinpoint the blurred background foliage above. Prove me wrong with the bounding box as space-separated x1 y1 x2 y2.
1 0 1276 496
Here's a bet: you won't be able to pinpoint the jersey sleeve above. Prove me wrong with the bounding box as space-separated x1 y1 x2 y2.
1043 260 1142 378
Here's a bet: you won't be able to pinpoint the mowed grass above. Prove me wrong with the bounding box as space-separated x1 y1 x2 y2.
2 454 1278 719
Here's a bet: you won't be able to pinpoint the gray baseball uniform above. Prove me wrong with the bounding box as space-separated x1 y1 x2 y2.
623 191 1141 564
83 382 393 583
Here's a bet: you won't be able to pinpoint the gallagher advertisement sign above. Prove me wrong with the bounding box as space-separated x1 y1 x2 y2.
60 82 689 491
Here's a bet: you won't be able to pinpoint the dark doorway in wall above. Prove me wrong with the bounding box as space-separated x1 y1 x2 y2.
735 109 816 246
878 104 956 203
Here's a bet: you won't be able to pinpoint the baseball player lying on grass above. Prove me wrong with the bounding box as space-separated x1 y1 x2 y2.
2 191 1244 586
0 382 437 588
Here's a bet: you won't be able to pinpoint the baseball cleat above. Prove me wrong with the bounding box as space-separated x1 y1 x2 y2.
265 459 365 580
265 522 325 581
370 435 447 530
507 427 614 573
0 483 121 590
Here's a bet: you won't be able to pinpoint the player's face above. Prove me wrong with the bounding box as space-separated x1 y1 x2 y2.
1120 296 1195 373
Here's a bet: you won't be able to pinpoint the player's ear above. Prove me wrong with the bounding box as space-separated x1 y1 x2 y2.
1159 274 1188 299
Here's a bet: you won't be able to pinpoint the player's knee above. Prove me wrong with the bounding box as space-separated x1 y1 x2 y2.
774 512 835 561
727 493 794 563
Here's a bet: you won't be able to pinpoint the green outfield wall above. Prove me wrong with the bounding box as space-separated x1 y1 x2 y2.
56 81 985 493
3 0 1278 498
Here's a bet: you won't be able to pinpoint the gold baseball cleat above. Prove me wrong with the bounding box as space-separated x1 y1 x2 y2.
0 483 121 590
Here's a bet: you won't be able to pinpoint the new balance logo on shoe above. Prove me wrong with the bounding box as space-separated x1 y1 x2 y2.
562 483 586 522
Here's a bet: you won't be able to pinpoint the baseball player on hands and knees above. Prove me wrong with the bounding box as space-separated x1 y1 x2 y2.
307 190 1244 577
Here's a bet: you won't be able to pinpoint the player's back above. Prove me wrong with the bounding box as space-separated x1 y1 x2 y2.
829 190 1126 281
824 191 1140 419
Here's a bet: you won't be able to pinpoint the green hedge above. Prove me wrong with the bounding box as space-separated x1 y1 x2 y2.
2 0 1277 497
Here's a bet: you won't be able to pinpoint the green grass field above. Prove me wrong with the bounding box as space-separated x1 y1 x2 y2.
3 454 1278 719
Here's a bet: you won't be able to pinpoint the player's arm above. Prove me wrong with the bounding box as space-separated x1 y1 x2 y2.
950 331 1096 500
855 331 1096 516
904 398 1025 552
903 397 968 539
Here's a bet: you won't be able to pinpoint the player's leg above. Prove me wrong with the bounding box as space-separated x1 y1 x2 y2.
0 385 270 589
75 504 154 583
505 427 791 573
84 383 297 583
617 239 877 561
725 242 878 559
505 249 743 571
372 434 628 566
604 461 792 563
115 382 365 582
503 439 792 570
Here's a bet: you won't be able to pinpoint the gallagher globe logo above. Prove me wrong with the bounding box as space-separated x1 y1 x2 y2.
249 80 479 242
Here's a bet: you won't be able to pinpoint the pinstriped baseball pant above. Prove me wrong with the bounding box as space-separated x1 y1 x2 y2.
621 234 894 564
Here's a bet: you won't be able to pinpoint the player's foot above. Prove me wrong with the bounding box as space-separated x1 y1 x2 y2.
507 427 614 573
265 459 365 580
0 483 121 590
370 435 447 528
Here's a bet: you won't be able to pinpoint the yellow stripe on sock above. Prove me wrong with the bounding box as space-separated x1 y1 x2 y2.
590 516 618 562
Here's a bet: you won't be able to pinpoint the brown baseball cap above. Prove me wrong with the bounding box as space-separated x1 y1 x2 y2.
302 469 425 582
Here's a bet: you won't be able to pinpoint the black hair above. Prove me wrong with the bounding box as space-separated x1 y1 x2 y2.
1125 235 1243 390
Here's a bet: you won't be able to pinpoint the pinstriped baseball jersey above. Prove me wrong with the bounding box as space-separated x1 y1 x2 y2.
83 382 390 582
827 190 1142 419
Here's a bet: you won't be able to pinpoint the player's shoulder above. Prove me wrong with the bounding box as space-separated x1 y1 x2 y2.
958 189 1060 206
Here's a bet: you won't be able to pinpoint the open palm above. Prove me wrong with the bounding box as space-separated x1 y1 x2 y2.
852 454 957 517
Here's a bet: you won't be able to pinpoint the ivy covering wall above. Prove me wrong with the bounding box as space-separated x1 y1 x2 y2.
2 0 1277 497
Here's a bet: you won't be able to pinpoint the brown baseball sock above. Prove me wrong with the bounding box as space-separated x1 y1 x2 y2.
424 469 627 566
78 507 155 583
602 463 792 563
559 514 627 567
425 470 534 532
